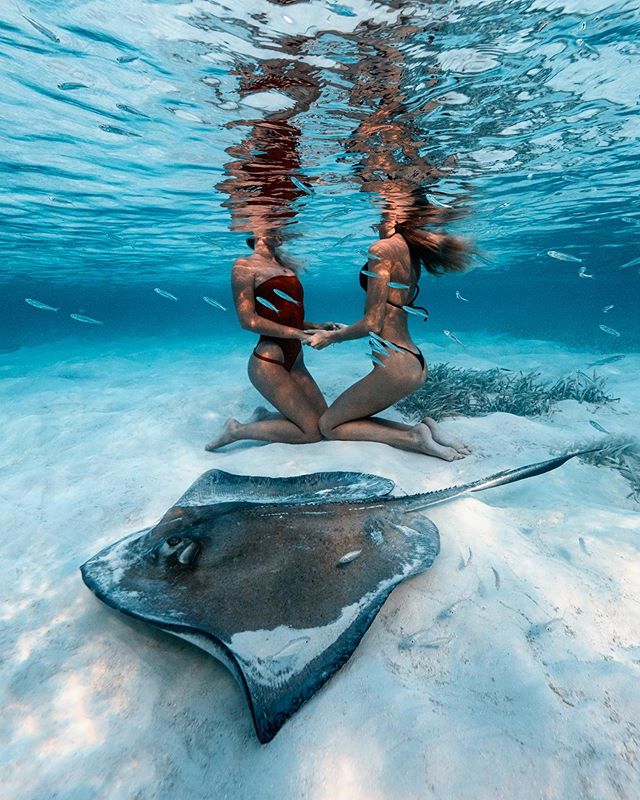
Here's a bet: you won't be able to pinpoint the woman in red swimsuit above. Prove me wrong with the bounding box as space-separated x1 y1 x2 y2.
205 235 339 450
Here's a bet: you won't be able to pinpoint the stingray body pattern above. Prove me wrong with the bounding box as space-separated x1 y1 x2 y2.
81 450 590 743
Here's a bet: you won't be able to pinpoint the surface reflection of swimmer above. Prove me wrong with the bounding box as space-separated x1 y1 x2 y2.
206 59 339 450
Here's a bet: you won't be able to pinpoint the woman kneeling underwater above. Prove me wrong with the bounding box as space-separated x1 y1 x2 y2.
305 208 472 461
205 234 342 451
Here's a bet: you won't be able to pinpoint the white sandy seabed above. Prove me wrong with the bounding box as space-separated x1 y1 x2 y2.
1 332 639 800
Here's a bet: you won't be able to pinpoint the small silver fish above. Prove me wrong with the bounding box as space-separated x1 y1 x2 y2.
587 354 625 367
455 291 469 302
399 634 451 651
426 193 452 208
443 329 465 346
23 15 60 42
337 549 362 566
154 288 178 301
58 82 87 91
203 296 226 311
621 216 638 225
361 270 381 279
116 103 150 119
402 305 428 319
602 304 614 313
547 250 582 263
70 313 103 325
578 267 594 278
618 256 640 270
273 289 299 305
371 354 387 368
599 324 620 337
388 282 411 290
589 420 610 434
291 176 313 195
368 331 400 352
99 124 139 137
256 296 279 313
369 339 386 354
25 298 58 312
117 54 138 64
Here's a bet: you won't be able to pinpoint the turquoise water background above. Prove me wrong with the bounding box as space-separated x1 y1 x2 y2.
1 0 638 350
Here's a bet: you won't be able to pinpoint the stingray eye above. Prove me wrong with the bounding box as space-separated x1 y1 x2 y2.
167 536 182 547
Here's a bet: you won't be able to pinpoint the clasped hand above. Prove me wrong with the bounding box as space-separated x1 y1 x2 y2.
302 322 346 349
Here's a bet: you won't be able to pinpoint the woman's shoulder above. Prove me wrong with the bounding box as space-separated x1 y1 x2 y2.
232 255 256 271
231 256 259 284
368 234 409 260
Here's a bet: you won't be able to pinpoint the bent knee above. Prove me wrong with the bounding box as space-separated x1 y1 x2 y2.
318 414 338 440
301 426 322 443
298 420 322 443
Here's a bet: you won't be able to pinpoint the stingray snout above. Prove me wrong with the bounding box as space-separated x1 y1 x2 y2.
154 535 201 566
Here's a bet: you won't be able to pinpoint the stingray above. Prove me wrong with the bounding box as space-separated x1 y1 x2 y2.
81 449 595 743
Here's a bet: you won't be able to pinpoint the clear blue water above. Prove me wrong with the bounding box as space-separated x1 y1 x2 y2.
1 0 638 351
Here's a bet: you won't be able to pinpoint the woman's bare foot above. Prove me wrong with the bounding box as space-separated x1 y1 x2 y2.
413 423 465 461
205 418 241 451
422 416 472 455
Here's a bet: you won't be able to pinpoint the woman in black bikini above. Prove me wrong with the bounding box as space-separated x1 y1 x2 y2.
305 210 472 461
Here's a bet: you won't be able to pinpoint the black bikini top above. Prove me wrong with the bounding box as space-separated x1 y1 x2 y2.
359 265 429 319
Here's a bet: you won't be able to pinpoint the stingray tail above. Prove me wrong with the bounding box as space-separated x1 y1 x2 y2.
404 446 603 513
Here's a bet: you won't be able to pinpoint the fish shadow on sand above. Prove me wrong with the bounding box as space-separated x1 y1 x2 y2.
81 450 596 743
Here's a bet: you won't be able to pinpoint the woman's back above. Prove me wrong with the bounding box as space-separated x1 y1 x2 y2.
368 233 421 344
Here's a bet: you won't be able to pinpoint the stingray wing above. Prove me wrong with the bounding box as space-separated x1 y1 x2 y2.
175 469 395 508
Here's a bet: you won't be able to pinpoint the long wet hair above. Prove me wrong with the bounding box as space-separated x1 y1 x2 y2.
392 192 473 276
395 223 470 276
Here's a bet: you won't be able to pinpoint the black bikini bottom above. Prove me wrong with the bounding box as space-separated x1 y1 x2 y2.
389 341 425 371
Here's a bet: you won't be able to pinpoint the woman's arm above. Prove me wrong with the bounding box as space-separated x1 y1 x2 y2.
303 320 346 330
232 261 308 341
305 248 390 349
